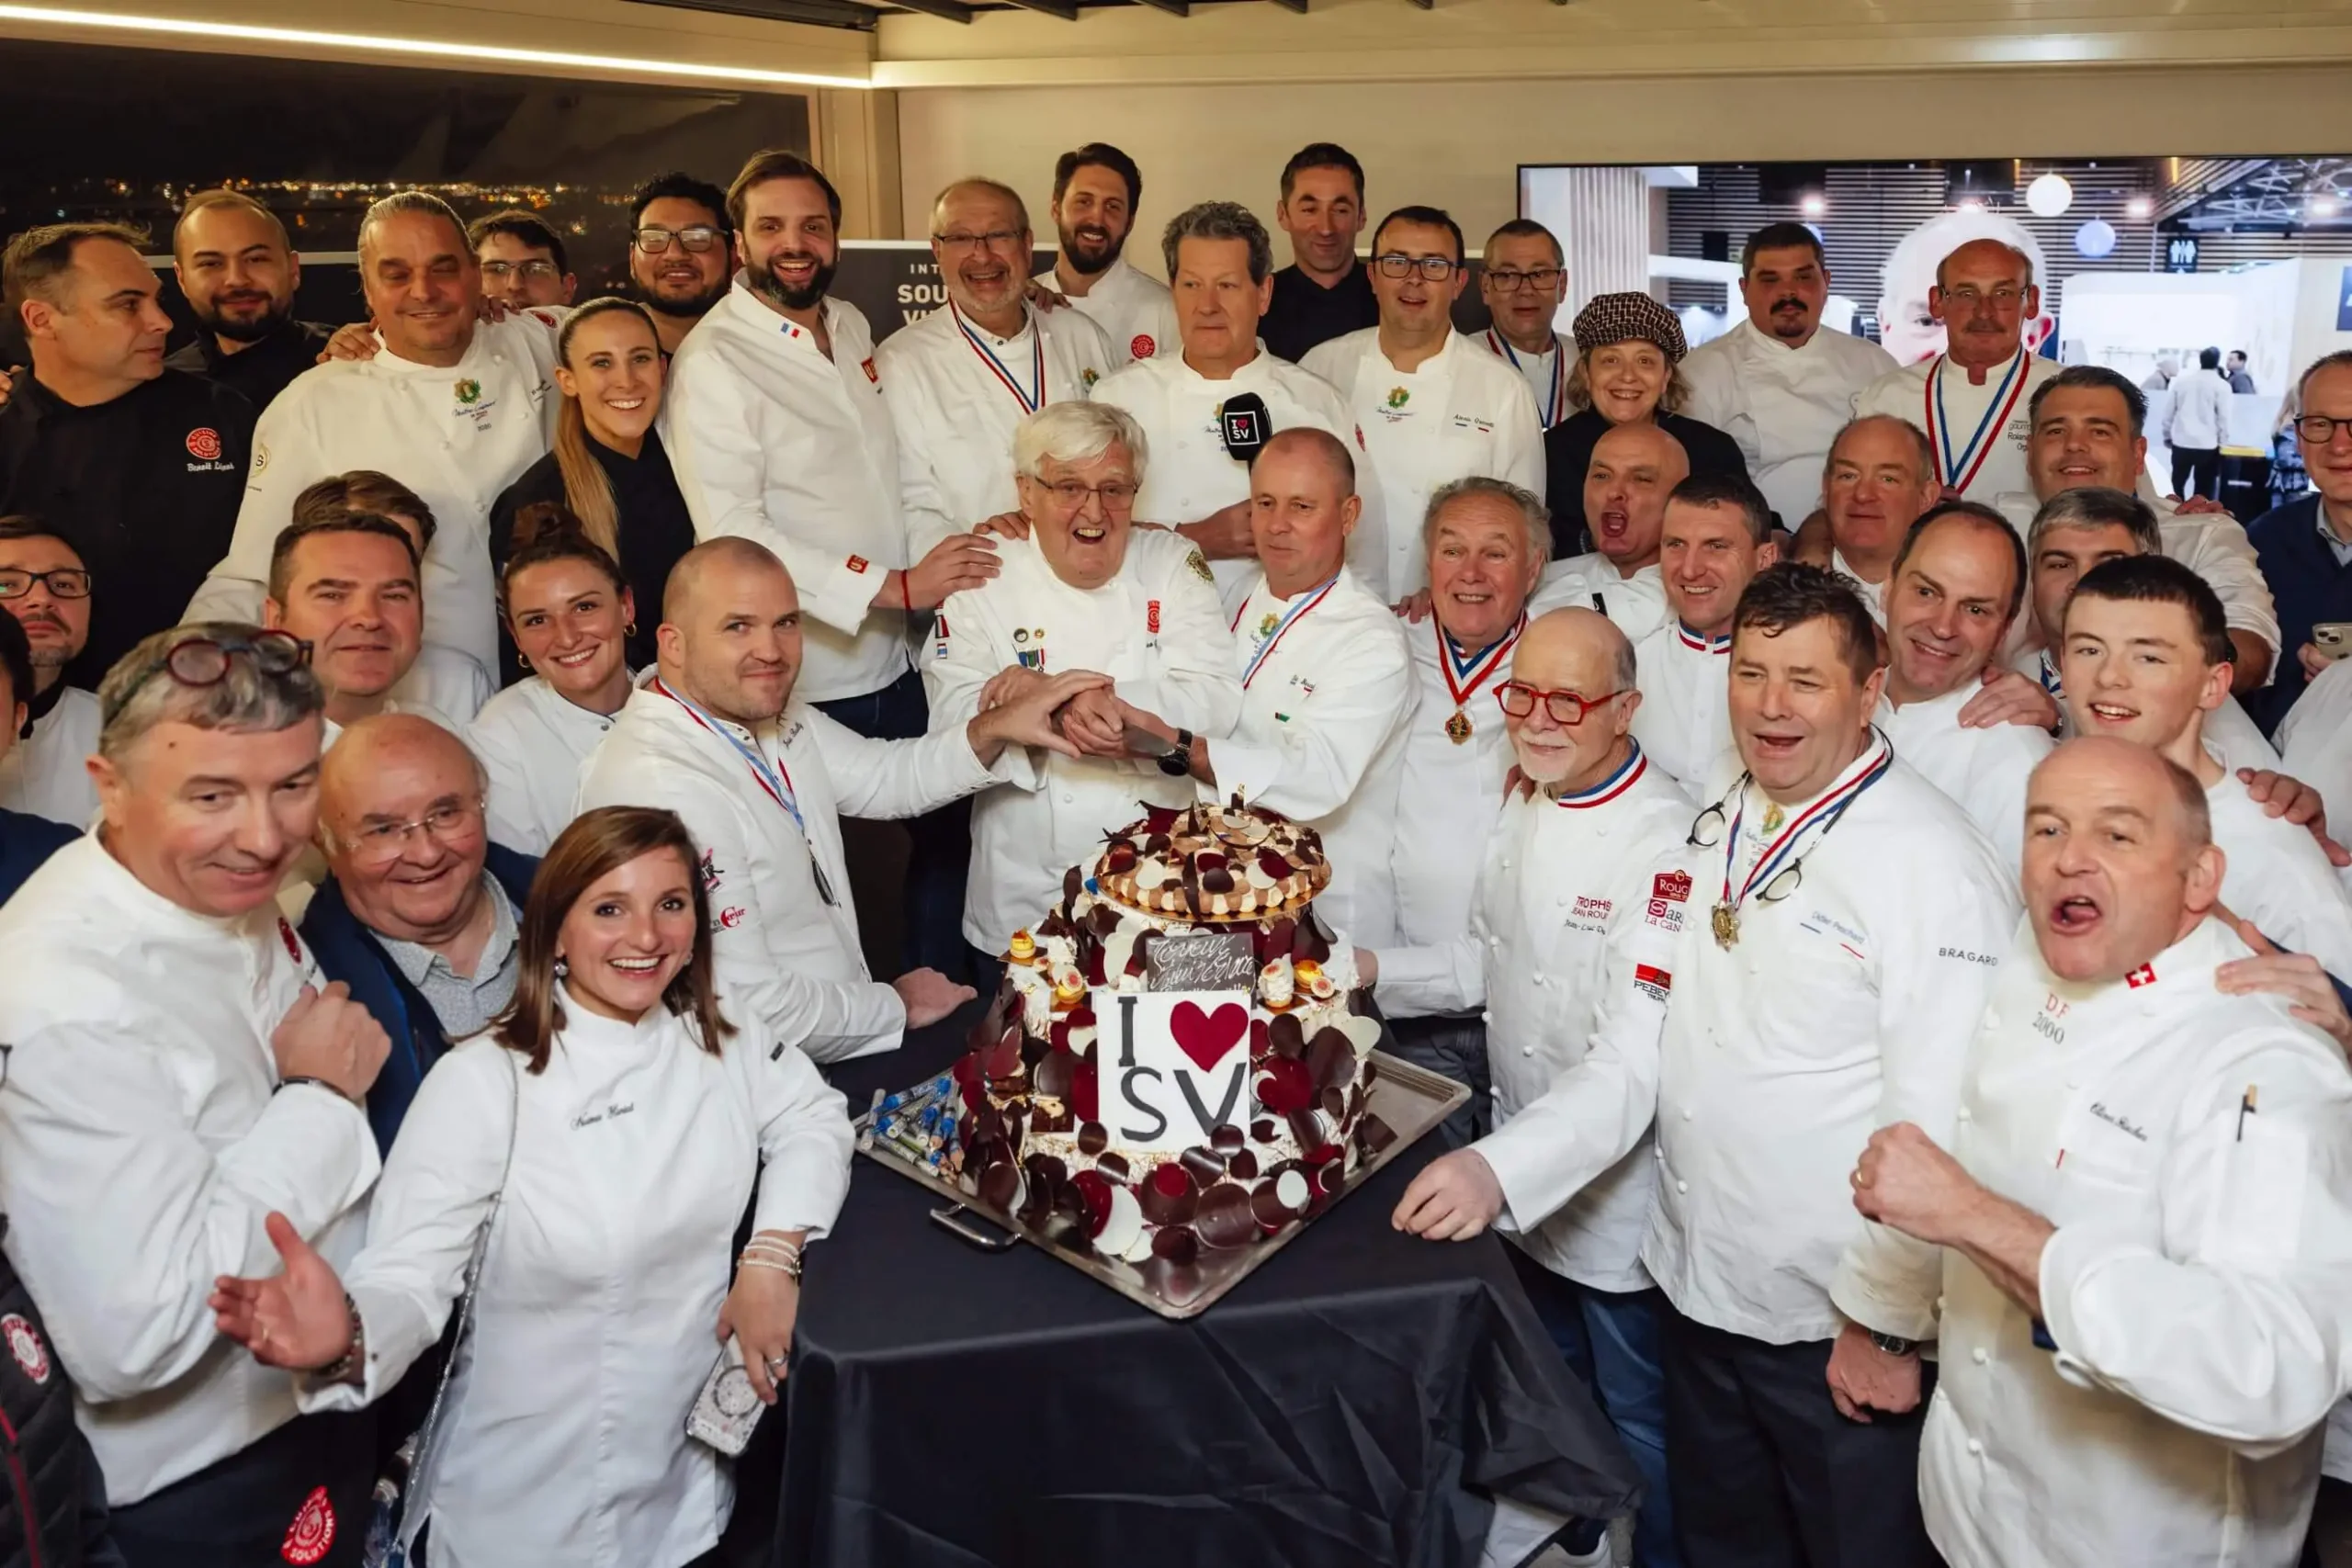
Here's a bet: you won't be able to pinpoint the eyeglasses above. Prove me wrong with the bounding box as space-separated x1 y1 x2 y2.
1939 285 2029 309
348 797 485 864
1484 267 1564 293
934 229 1025 253
1495 682 1624 725
1690 795 1808 903
635 225 726 254
1031 479 1139 509
0 568 92 600
102 630 311 726
481 259 561 281
2295 414 2352 446
1374 254 1462 282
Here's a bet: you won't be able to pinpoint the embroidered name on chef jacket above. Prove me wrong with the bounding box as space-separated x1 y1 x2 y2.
184 425 237 474
1450 413 1497 435
1797 908 1870 962
1567 894 1613 933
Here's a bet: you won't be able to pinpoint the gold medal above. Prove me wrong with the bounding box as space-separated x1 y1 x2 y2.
1711 902 1740 950
1444 708 1472 745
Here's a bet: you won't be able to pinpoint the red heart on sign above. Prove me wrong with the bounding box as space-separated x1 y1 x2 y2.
1170 1000 1249 1073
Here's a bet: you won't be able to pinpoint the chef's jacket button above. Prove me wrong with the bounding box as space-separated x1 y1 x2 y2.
1487 936 1500 949
1556 894 1570 906
1680 1108 1693 1121
1480 1010 1492 1023
1532 975 1545 987
1983 1009 2000 1030
1499 857 1512 870
1956 1106 1972 1123
1936 1295 1947 1313
1966 1438 1984 1457
1972 1347 1988 1365
1653 1145 1664 1160
1675 1179 1689 1194
1060 792 1075 804
1522 1045 1535 1058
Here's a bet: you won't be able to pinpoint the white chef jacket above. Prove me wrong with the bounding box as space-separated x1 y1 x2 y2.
1877 682 2053 874
1921 917 2352 1568
392 642 494 728
1476 329 1574 432
1302 329 1546 602
1852 349 2059 502
662 282 910 704
1683 319 1898 528
188 312 562 681
923 529 1240 951
2278 655 2352 843
1370 613 1526 1017
1091 347 1374 611
1627 620 1733 788
1034 256 1179 367
1828 547 1888 626
300 1002 852 1568
575 674 999 1062
1645 738 2019 1344
2165 367 2233 451
469 676 623 855
2030 646 2282 773
0 833 379 1504
0 684 98 828
2206 763 2352 983
1531 554 1668 645
1216 567 1413 948
876 300 1114 557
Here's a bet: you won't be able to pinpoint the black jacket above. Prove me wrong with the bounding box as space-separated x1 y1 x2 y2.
0 1219 125 1568
1542 407 1752 559
162 320 334 416
0 371 254 686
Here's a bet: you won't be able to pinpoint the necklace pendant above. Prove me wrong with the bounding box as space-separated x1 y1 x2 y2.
1444 708 1473 745
1711 902 1741 950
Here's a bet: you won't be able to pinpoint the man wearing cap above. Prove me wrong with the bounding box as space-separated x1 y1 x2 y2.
1475 220 1575 432
1682 223 1896 531
1628 474 1778 788
1035 143 1178 367
1852 238 2060 504
1305 205 1544 602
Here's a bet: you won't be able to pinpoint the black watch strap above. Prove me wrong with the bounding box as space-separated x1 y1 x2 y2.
1869 1331 1920 1357
1158 728 1194 776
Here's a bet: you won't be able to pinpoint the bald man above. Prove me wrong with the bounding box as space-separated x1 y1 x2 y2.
1853 738 2352 1568
1389 604 1692 1568
1116 427 1412 948
300 714 539 1152
1532 420 1689 643
876 177 1115 557
578 536 1102 1063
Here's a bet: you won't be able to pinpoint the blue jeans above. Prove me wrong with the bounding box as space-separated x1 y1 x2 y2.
815 667 973 983
1509 1247 1681 1568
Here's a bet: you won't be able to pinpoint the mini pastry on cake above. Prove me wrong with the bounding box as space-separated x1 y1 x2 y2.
1092 799 1330 923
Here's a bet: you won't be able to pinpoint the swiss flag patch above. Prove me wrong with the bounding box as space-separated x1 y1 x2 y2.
280 1486 335 1564
186 426 222 460
1130 333 1157 359
2124 963 2156 988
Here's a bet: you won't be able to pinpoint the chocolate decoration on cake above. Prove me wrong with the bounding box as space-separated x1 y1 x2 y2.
1095 1151 1131 1184
1320 1085 1349 1121
1251 1118 1279 1145
1254 1054 1314 1114
1139 1161 1199 1226
1202 865 1235 895
1209 1122 1245 1153
1193 1183 1257 1249
1104 840 1138 874
1179 1145 1227 1187
1076 1121 1108 1156
1144 832 1171 855
1150 1225 1199 1265
1227 1148 1260 1182
1287 1109 1330 1155
1062 865 1083 903
1033 1048 1074 1100
1354 1113 1397 1157
1072 1168 1114 1233
1269 1013 1306 1059
1306 1029 1352 1090
977 1159 1021 1212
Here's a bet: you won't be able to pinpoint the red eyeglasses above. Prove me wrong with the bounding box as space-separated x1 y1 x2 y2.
1495 681 1626 725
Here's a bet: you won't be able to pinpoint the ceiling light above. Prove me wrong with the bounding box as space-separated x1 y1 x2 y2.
2124 195 2154 220
2314 196 2343 219
0 3 867 88
2026 172 2074 218
1799 193 1826 219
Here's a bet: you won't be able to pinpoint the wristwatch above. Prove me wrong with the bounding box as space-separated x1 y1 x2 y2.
1157 728 1194 777
1869 1331 1920 1357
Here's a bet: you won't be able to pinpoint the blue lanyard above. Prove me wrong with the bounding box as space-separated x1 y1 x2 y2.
1237 573 1340 689
950 301 1045 414
656 679 808 840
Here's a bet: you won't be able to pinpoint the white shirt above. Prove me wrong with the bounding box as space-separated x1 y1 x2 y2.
1646 739 2020 1343
0 834 379 1504
1371 613 1527 1016
469 677 623 855
1993 491 2281 664
923 530 1240 952
1877 682 2053 874
662 284 910 704
575 676 998 1062
301 1003 852 1568
1532 555 1668 644
0 685 99 828
1826 547 1888 626
1475 329 1573 432
2205 763 2352 982
876 300 1114 556
1628 620 1733 788
2278 655 2352 843
392 642 495 727
189 313 562 682
1682 318 1897 527
1302 329 1546 602
1216 568 1414 947
1852 349 2060 502
2165 367 2233 451
1922 917 2352 1568
1034 255 1180 367
1092 347 1371 611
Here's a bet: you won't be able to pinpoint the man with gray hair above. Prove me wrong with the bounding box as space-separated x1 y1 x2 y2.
187 188 564 688
928 400 1239 973
878 176 1115 558
1093 200 1364 612
0 622 390 1564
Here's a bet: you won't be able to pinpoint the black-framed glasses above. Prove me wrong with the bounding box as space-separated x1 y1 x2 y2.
102 630 311 726
1495 682 1624 725
1374 254 1462 282
1485 267 1564 293
635 225 726 254
0 568 91 600
1685 799 1806 901
2296 414 2352 446
481 259 561 280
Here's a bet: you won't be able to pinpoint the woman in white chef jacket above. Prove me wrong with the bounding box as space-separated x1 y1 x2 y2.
209 806 854 1568
469 503 636 852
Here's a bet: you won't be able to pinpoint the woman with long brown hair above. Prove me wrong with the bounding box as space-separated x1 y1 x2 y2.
491 299 696 673
209 806 853 1567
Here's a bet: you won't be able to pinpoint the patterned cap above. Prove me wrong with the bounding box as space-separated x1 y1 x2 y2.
1571 292 1687 362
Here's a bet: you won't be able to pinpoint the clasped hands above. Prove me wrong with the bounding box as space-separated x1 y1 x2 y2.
977 666 1171 763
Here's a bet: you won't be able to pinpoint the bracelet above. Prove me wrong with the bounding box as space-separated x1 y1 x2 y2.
740 1255 804 1281
311 1292 367 1384
899 569 914 615
277 1075 355 1107
741 1243 803 1268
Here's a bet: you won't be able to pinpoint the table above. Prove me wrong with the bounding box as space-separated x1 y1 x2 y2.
772 1010 1641 1568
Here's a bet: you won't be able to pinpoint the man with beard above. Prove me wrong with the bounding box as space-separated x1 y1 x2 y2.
1475 220 1574 432
164 189 334 413
627 172 732 357
662 150 1001 977
1035 143 1177 366
1533 420 1686 643
0 518 100 827
1260 143 1379 366
879 178 1114 555
1683 223 1895 530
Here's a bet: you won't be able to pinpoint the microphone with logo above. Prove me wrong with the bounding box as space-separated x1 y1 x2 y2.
1219 392 1270 468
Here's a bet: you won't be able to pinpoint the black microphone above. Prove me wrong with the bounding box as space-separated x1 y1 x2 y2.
1219 392 1270 467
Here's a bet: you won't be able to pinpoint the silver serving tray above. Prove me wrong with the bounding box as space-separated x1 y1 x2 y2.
853 1049 1469 1320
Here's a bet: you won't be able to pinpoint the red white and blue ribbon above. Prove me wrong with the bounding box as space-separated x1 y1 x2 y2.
1237 573 1340 689
952 301 1046 414
1440 612 1526 711
1676 622 1732 654
1719 731 1893 911
1925 349 2030 494
655 677 808 840
1486 329 1567 428
1556 741 1648 810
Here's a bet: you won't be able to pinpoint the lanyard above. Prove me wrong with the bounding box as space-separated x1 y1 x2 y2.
1924 350 2030 493
1486 329 1566 428
1718 735 1893 913
1555 741 1647 810
951 301 1046 415
2037 649 2064 701
654 678 808 840
1234 573 1340 689
1438 613 1525 708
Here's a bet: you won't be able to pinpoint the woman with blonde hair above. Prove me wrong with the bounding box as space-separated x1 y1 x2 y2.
210 805 853 1567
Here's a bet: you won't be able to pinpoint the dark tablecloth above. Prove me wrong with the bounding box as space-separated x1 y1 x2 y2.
772 1010 1640 1568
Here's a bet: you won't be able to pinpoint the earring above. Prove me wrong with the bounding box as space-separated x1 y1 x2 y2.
624 621 638 637
553 957 569 978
